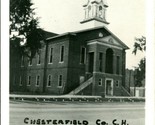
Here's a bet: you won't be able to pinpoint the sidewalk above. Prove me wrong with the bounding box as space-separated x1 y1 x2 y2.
9 94 145 103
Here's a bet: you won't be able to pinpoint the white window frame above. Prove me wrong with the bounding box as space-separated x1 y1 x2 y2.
58 75 63 87
98 78 103 86
59 46 64 63
49 48 53 64
47 75 52 87
27 75 31 86
36 75 40 87
80 47 86 64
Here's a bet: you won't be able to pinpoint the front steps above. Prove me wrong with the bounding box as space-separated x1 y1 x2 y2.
68 77 93 95
121 86 132 96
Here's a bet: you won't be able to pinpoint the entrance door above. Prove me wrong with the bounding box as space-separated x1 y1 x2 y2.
88 52 94 73
105 79 113 96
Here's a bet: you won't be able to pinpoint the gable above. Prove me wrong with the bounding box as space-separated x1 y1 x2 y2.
98 36 123 47
87 35 129 50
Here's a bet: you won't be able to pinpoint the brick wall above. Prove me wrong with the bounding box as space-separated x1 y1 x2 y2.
10 28 127 96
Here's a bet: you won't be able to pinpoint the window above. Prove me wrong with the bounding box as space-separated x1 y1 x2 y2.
99 6 102 11
28 58 32 66
58 75 63 87
80 47 86 64
36 75 40 86
19 76 22 86
28 52 32 66
99 53 103 72
49 48 53 63
60 46 64 62
98 78 102 86
21 56 24 67
47 75 52 87
37 53 41 65
27 76 31 86
116 80 119 87
116 56 120 75
13 76 16 85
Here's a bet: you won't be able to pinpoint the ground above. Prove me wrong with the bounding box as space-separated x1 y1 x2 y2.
10 101 145 125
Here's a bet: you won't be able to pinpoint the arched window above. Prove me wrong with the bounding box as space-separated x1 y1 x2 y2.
99 6 103 11
105 48 113 74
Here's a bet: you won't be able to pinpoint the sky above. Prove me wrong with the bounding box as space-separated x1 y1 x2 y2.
32 0 146 69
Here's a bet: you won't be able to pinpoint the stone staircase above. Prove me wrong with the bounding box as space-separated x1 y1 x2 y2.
69 77 93 95
121 86 131 96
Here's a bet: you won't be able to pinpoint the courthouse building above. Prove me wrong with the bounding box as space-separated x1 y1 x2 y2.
10 0 130 96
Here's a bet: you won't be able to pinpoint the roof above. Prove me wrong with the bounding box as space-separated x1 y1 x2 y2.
43 30 58 39
46 26 129 49
46 32 76 40
102 26 130 49
83 0 108 7
38 29 58 39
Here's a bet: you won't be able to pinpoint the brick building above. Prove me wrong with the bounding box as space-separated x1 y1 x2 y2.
10 0 130 96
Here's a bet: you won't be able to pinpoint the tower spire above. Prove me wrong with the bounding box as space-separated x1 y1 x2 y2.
80 0 109 28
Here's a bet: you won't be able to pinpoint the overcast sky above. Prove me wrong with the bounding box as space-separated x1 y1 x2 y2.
32 0 146 69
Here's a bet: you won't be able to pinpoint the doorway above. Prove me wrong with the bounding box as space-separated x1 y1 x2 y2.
105 48 113 74
88 52 94 73
105 79 113 96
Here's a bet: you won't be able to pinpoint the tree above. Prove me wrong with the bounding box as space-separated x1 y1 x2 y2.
132 36 146 55
132 36 146 87
10 0 45 58
134 58 145 87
